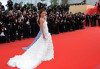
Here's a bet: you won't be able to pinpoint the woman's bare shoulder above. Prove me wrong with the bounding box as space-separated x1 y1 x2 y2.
40 18 45 24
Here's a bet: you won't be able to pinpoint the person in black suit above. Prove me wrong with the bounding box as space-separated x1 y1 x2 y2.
32 4 37 12
23 11 28 39
67 15 71 31
8 11 16 41
6 0 13 10
63 14 67 32
71 17 76 31
54 15 59 34
13 16 17 40
75 14 80 30
16 4 21 10
3 26 10 43
0 2 5 11
34 13 39 36
47 13 55 34
80 14 85 29
86 14 90 26
90 14 94 27
37 2 42 10
59 14 64 33
25 14 31 38
0 22 2 34
63 15 68 32
93 13 97 26
29 14 35 37
17 15 22 40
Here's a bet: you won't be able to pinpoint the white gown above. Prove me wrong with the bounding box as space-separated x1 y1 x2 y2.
7 21 54 69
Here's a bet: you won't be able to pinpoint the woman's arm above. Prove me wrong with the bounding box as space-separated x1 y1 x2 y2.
40 18 46 39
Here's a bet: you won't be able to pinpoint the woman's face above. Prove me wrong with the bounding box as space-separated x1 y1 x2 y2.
41 11 47 18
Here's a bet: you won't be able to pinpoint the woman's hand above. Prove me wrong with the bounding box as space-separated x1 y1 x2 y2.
43 34 46 39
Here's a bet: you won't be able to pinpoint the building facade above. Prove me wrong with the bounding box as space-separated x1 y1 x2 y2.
68 0 99 6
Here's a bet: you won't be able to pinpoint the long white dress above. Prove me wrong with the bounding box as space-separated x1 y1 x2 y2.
7 21 54 69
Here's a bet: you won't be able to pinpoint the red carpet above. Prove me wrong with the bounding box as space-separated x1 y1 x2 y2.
84 1 100 15
0 27 100 69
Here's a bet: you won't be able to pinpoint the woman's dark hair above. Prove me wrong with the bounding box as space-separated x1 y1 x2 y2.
39 8 46 16
38 8 46 24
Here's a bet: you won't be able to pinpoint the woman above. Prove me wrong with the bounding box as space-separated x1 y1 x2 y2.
7 8 54 69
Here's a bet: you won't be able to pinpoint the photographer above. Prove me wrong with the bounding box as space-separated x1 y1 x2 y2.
23 11 29 39
0 2 5 11
54 14 59 34
8 11 16 41
17 15 23 40
0 21 2 34
0 10 2 21
6 0 13 10
32 4 37 12
37 2 42 10
47 12 55 34
93 12 97 26
59 14 64 33
25 13 31 38
29 12 36 37
2 26 10 43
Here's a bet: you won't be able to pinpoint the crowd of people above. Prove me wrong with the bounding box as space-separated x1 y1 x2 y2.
0 0 70 43
85 13 100 27
0 0 99 43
